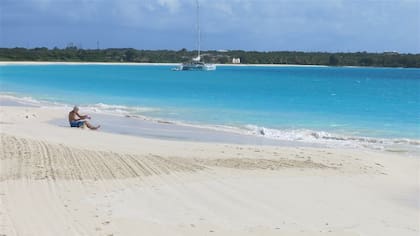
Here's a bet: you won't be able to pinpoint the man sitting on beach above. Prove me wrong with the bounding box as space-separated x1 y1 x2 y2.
68 106 100 130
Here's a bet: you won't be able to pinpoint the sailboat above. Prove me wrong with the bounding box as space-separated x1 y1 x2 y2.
174 0 216 71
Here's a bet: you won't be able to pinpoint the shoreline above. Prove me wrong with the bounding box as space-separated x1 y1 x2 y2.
1 103 419 235
0 94 321 147
1 60 417 72
1 93 419 156
0 61 331 68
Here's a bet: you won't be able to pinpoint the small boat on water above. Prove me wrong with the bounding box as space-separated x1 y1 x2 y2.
173 0 216 71
174 61 216 71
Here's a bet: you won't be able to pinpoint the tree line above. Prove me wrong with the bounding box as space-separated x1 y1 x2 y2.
0 47 419 68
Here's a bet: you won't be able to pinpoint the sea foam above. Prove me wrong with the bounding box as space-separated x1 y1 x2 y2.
243 124 420 151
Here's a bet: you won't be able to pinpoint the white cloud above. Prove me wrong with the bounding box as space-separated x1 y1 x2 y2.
157 0 182 13
3 0 418 52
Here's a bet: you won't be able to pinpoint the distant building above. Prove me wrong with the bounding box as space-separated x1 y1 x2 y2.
384 51 399 55
232 58 241 64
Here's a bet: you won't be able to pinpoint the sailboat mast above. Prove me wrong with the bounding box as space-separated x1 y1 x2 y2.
196 0 200 61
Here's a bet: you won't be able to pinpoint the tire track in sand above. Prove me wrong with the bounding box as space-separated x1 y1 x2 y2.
0 133 330 182
0 134 206 181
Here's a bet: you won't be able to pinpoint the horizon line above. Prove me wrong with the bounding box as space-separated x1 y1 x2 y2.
1 47 419 55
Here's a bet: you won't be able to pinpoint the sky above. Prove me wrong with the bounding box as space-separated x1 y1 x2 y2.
1 0 419 53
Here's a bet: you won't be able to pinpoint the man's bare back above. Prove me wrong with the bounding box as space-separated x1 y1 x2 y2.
68 110 80 123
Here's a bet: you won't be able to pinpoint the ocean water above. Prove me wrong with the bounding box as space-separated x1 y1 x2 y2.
1 64 419 148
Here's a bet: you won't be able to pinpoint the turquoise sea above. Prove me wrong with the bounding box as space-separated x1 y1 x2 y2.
1 64 419 146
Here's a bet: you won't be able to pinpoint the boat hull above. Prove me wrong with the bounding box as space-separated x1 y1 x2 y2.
175 62 216 71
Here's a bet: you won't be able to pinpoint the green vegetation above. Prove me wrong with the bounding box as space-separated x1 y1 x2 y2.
0 47 419 68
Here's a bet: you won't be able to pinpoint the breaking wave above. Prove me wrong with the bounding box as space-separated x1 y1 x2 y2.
86 103 160 115
243 125 420 150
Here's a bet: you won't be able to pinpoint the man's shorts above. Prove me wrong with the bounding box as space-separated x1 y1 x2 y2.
70 120 85 128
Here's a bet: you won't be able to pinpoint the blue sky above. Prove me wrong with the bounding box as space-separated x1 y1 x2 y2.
1 0 419 53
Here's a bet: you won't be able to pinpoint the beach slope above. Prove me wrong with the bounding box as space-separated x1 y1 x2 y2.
0 105 419 236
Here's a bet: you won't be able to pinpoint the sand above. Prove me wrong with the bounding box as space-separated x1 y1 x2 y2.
0 105 419 236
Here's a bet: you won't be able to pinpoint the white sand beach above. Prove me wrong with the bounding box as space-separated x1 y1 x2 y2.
0 105 419 236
